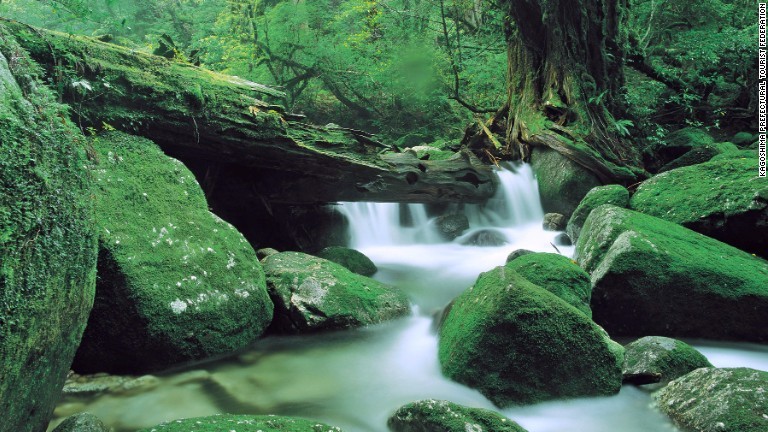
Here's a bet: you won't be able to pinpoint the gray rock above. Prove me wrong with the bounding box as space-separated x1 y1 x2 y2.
460 229 508 246
506 249 535 263
543 213 566 231
434 214 470 241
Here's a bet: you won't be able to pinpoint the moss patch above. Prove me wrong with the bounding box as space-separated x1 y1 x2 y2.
137 414 343 432
388 399 528 432
316 246 377 277
622 336 712 385
566 184 629 243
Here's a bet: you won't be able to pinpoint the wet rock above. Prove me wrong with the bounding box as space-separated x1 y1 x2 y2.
566 184 629 243
434 214 470 241
52 413 110 432
630 158 768 257
439 266 621 406
576 205 768 341
317 246 378 276
460 229 508 246
73 132 273 374
263 252 409 333
388 399 528 432
62 374 160 397
530 147 602 218
622 336 712 385
554 233 572 246
137 414 344 432
543 213 566 231
654 368 768 432
506 249 534 263
257 248 280 260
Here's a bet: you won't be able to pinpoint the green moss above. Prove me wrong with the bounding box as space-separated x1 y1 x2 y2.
263 252 409 333
73 131 273 374
505 253 592 317
0 35 97 431
388 399 528 432
566 184 629 242
438 266 621 407
137 414 343 432
622 336 712 385
317 246 377 276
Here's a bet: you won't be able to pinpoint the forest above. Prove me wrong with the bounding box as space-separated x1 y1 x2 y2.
0 1 765 432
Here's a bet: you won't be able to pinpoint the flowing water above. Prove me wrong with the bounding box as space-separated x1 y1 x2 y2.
50 164 768 432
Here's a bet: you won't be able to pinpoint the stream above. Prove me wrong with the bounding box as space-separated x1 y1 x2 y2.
50 164 768 432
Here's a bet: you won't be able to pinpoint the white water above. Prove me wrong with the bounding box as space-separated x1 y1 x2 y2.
49 163 768 432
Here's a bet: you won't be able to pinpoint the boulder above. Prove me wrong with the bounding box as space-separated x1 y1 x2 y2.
622 336 712 385
460 229 508 246
576 205 768 341
317 246 378 276
388 399 528 432
505 253 592 317
530 147 602 218
137 415 343 432
654 368 768 432
543 213 566 231
630 158 768 257
438 266 621 407
660 127 716 160
73 132 273 374
263 252 409 333
506 249 535 263
0 42 97 431
52 413 110 432
566 185 629 243
256 248 280 260
434 213 470 241
658 142 738 173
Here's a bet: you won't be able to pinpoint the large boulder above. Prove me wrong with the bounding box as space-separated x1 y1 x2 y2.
566 184 629 243
438 266 622 407
576 205 768 342
530 147 602 218
654 368 768 432
73 132 273 374
137 415 343 432
630 158 768 257
263 252 410 333
387 399 528 432
505 253 592 317
0 42 97 431
622 336 712 385
52 413 110 432
317 246 377 276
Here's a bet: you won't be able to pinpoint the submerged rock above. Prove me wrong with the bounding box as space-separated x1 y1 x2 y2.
622 336 711 385
566 184 629 243
434 213 470 241
576 205 768 342
439 266 621 406
543 213 566 231
530 147 602 218
654 368 768 432
73 132 273 374
137 414 343 432
317 246 378 276
52 413 110 432
460 229 508 246
388 399 528 432
263 252 409 333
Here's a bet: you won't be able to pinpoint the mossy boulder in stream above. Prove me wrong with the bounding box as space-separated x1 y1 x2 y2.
73 132 273 374
576 205 768 342
137 414 344 432
622 336 712 385
566 184 629 243
530 147 602 218
438 266 621 406
317 246 377 276
630 158 768 257
263 252 409 333
654 368 768 432
0 43 97 430
388 399 528 432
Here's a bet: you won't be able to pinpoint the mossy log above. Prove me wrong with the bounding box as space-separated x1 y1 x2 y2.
1 19 494 204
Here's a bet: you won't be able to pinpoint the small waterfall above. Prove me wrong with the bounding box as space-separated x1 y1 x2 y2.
465 163 543 227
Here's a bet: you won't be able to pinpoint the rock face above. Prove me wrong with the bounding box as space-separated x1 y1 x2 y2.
0 40 97 431
566 184 629 243
317 246 378 276
576 205 768 342
543 213 566 231
530 147 602 218
263 252 410 333
505 253 592 317
388 399 528 432
73 132 273 374
52 413 110 432
434 214 470 241
654 368 768 432
137 415 344 432
438 266 622 407
631 158 768 257
622 336 712 385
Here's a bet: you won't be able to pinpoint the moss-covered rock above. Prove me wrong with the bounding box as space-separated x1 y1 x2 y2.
630 158 768 257
654 368 768 432
387 399 528 432
73 132 273 374
52 413 110 432
263 252 409 333
137 415 343 432
530 147 603 218
566 184 629 243
505 253 592 317
622 336 712 385
438 266 621 407
317 246 377 276
732 132 757 147
576 205 768 341
657 142 739 173
0 39 97 431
